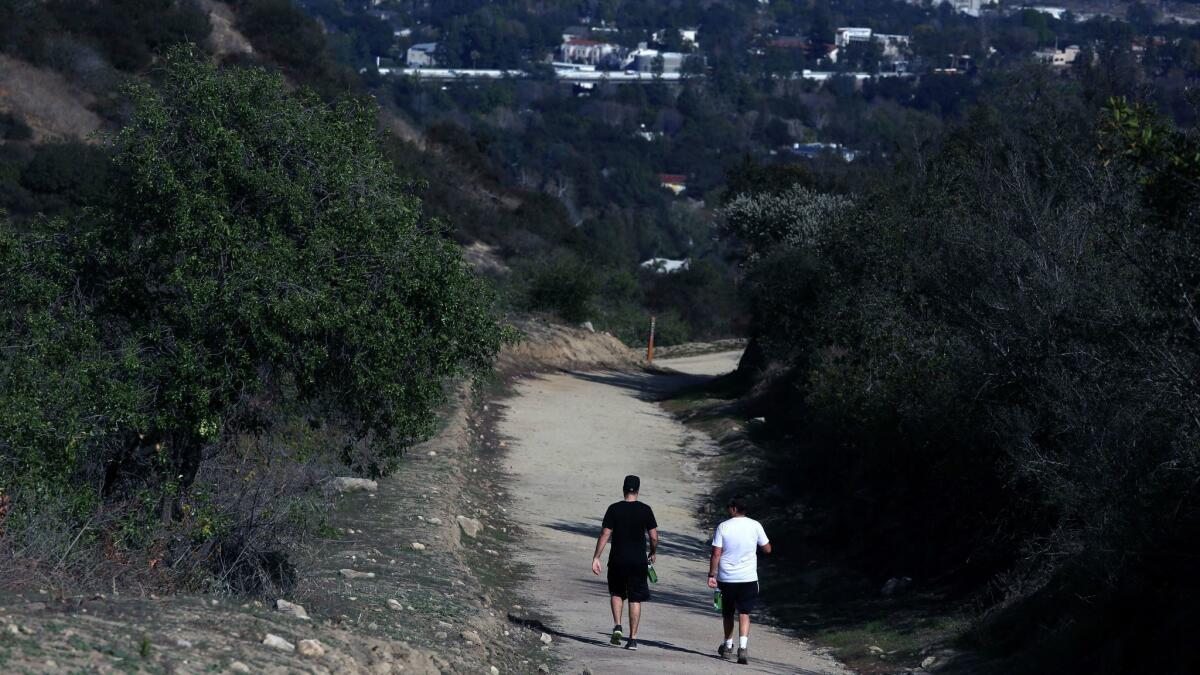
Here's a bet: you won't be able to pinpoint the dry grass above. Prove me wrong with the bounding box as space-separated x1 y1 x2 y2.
0 55 102 142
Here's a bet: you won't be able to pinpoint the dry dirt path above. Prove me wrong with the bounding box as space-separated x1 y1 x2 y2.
499 352 849 675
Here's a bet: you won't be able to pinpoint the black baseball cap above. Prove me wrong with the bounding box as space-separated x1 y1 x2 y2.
622 475 641 494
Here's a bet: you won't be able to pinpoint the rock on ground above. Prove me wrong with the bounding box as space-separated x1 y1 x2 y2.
339 569 376 579
263 633 295 652
275 598 309 620
297 639 326 658
330 477 379 494
457 515 484 538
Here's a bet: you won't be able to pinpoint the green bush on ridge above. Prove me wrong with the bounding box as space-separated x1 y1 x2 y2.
0 48 505 593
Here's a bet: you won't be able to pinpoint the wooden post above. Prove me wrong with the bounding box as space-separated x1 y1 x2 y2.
647 315 656 363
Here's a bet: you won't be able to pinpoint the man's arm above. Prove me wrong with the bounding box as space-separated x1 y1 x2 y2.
707 545 723 589
760 542 772 554
648 527 659 563
591 528 612 575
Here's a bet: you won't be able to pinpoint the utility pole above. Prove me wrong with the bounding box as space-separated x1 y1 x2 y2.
647 315 656 363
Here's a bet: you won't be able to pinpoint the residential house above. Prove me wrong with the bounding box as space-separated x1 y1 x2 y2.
1034 44 1080 66
626 46 687 73
835 28 911 59
559 38 624 67
406 42 438 68
835 27 874 48
658 174 687 195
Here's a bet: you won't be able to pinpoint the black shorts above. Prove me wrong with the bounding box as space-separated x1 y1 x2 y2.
718 581 759 617
607 562 650 602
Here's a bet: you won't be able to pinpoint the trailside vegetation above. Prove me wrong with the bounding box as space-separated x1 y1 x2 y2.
718 72 1200 673
0 49 505 593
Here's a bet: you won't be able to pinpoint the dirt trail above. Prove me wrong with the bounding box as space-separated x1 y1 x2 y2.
499 353 849 675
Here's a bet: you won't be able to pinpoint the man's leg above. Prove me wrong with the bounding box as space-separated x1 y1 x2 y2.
723 613 735 641
739 612 751 639
610 595 624 626
628 601 642 638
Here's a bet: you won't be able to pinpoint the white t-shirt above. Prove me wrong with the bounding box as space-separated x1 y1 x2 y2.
712 516 770 583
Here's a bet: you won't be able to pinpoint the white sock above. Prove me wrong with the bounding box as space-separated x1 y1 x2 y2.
739 636 749 649
724 639 733 648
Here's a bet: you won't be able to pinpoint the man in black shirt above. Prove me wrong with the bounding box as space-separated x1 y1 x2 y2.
591 474 659 650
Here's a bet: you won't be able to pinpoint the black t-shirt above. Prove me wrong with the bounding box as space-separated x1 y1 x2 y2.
602 500 658 566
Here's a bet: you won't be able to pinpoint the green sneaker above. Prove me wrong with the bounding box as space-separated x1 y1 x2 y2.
610 625 622 646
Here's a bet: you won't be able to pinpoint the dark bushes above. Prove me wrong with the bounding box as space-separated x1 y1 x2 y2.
517 253 598 324
722 75 1200 671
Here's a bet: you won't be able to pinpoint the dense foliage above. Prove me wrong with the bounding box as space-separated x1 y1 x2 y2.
721 72 1200 672
0 50 504 592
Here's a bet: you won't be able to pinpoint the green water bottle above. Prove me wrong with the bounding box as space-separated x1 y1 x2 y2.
713 590 723 612
647 562 658 584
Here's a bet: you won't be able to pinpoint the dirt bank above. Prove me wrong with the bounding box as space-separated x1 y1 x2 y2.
0 385 549 674
496 318 639 374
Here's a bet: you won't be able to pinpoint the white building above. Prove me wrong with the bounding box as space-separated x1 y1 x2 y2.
834 28 910 60
948 0 983 17
835 27 874 48
625 47 686 73
560 39 623 67
406 42 438 68
1034 44 1081 66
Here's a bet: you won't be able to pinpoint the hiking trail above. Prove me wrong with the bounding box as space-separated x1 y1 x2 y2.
498 352 849 675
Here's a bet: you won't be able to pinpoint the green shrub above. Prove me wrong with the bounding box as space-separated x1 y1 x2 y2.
520 253 597 324
0 48 505 592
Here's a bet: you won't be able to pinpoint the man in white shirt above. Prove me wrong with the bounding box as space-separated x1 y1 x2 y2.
707 495 771 665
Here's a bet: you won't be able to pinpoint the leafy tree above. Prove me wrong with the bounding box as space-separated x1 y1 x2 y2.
719 184 853 263
2 48 506 554
86 48 505 501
